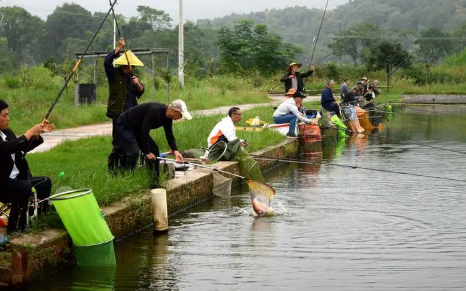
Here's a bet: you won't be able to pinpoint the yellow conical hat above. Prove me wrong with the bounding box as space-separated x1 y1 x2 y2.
113 50 144 67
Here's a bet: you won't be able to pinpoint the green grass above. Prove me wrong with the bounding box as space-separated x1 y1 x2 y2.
2 67 271 134
26 106 285 231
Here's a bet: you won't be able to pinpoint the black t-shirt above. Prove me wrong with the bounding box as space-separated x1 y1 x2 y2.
124 102 178 154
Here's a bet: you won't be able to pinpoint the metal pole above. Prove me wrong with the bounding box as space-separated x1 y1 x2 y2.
113 18 116 49
94 58 98 101
178 0 184 88
152 52 156 101
166 53 170 104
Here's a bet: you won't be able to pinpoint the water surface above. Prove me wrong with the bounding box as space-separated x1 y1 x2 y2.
29 105 466 290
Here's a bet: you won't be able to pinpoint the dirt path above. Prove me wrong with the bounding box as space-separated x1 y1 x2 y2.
31 95 321 153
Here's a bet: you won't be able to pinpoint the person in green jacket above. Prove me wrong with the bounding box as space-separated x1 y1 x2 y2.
104 37 145 175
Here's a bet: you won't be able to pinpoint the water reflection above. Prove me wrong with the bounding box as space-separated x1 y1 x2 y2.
28 105 466 290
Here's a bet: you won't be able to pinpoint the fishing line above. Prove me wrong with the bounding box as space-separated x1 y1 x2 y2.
249 155 466 183
329 124 466 155
44 0 119 121
309 0 329 65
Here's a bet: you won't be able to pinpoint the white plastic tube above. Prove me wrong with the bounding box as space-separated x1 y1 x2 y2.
151 189 168 233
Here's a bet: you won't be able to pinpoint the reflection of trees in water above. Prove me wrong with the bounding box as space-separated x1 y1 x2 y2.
113 233 180 291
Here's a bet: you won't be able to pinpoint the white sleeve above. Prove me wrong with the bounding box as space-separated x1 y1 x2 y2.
222 121 238 142
288 103 311 123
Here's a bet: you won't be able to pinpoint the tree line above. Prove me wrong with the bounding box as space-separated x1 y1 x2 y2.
0 0 465 79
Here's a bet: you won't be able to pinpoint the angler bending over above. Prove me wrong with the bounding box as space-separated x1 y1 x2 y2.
117 100 192 187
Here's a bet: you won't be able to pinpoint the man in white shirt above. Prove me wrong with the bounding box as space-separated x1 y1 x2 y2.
0 100 54 233
206 107 248 161
273 92 314 138
208 107 245 148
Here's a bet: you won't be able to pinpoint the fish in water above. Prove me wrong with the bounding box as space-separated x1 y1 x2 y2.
252 198 275 217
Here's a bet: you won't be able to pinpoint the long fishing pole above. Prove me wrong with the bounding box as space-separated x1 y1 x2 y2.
329 123 466 155
158 157 244 179
44 0 119 121
108 0 133 73
309 0 329 66
249 155 466 183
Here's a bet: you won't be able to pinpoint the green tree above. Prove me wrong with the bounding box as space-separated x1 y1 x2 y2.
43 3 94 60
0 37 18 73
367 41 411 93
217 20 301 75
415 28 454 64
0 6 45 64
136 6 172 30
329 22 383 66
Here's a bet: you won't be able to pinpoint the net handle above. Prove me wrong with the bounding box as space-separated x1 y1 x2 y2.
158 157 245 179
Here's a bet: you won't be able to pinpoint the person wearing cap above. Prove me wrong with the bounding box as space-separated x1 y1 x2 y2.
321 80 342 118
280 62 315 95
0 99 54 233
273 91 315 138
104 37 145 175
117 100 192 186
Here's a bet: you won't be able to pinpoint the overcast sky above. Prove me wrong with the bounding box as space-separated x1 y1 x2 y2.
1 0 349 22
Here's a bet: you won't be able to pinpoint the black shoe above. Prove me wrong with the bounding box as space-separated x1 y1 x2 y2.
286 133 298 138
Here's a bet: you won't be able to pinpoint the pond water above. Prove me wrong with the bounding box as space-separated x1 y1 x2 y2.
28 105 466 291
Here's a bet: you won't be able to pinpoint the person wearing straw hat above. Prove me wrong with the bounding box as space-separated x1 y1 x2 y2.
273 91 315 138
117 100 192 187
104 37 145 175
280 62 315 95
0 100 54 233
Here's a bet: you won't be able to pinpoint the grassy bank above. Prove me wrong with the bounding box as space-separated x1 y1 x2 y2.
3 67 271 134
26 106 284 231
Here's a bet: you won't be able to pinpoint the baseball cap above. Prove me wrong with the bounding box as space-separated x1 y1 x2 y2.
171 99 192 120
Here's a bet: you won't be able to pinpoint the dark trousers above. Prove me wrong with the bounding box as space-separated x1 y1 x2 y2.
323 102 342 118
1 176 51 233
108 115 126 174
118 114 160 185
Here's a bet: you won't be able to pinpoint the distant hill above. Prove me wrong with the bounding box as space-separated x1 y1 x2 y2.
196 0 466 64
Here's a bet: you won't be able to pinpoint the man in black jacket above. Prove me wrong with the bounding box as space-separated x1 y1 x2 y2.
280 62 315 95
118 100 192 186
104 37 145 175
0 100 54 233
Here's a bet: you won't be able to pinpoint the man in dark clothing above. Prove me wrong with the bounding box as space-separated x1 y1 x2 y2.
343 87 362 105
104 37 145 175
340 78 350 100
280 62 315 95
0 100 54 233
321 80 341 118
117 100 192 186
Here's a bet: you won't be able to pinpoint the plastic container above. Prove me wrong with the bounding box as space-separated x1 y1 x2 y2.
298 124 322 141
49 189 113 247
0 217 8 246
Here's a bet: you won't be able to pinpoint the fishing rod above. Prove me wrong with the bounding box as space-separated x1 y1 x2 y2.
158 157 244 179
309 0 329 66
108 0 133 73
249 155 466 184
328 123 466 155
44 0 119 121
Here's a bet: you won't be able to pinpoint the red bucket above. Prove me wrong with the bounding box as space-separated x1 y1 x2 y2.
298 124 321 140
